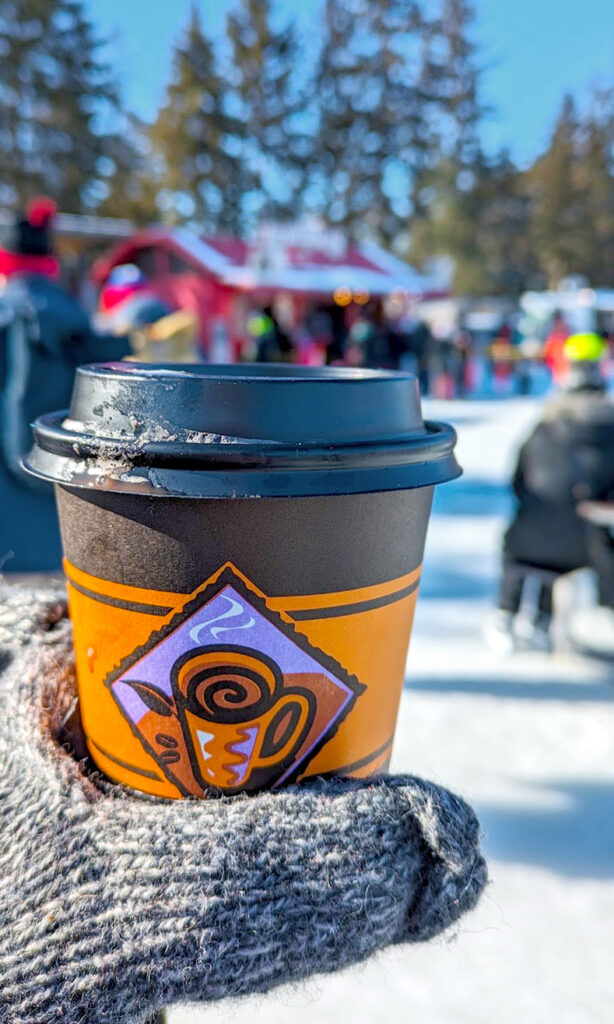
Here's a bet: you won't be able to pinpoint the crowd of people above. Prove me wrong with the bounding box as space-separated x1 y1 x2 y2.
241 301 511 398
0 199 613 658
239 301 614 401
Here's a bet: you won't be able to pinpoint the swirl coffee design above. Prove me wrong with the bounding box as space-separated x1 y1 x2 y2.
178 648 278 722
172 646 316 791
105 569 364 796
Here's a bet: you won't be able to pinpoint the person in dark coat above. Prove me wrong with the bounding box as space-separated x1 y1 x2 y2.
0 199 129 574
406 319 434 394
489 349 614 651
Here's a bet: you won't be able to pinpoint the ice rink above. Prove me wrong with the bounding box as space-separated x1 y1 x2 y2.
174 397 614 1024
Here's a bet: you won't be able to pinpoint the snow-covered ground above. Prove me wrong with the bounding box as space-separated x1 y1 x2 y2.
173 398 614 1024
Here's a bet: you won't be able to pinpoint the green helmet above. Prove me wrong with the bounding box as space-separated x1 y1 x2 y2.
564 332 607 362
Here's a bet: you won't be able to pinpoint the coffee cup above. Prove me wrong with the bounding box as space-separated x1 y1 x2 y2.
25 362 459 797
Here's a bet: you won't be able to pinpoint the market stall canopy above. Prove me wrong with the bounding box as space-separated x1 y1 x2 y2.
93 222 444 300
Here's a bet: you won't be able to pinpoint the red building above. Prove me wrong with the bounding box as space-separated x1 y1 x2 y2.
93 222 444 357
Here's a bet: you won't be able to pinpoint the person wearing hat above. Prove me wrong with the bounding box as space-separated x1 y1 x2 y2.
487 333 614 652
0 198 129 575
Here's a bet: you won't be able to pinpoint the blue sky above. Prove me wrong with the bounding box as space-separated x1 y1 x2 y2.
88 0 614 166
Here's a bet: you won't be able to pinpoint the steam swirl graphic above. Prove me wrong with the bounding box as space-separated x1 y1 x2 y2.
189 594 255 643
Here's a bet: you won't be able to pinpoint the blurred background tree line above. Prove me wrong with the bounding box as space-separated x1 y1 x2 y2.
2 0 614 296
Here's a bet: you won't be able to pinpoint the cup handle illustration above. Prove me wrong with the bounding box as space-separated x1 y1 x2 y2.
254 692 314 769
112 678 206 797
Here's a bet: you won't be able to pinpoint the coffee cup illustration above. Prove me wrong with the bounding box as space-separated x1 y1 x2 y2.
171 645 316 791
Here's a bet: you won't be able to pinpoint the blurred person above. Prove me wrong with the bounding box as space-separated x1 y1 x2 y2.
248 305 295 363
604 333 614 388
383 317 407 370
209 317 232 364
303 305 333 365
344 316 369 367
345 299 392 370
294 321 327 366
371 299 397 369
402 317 434 393
515 337 542 395
432 335 459 399
0 199 129 574
487 334 614 653
246 308 275 361
452 327 473 397
542 310 570 386
489 321 515 394
97 263 149 321
323 302 349 365
105 290 201 363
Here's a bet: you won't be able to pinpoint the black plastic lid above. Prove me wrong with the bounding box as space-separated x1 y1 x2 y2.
24 362 461 498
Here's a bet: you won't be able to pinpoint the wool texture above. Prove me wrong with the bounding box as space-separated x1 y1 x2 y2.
0 585 487 1024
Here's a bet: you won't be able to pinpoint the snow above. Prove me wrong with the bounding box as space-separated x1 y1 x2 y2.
170 228 234 277
223 262 396 296
360 239 444 293
169 225 434 296
170 397 614 1024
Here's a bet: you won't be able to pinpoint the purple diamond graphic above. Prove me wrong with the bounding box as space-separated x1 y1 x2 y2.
107 568 364 790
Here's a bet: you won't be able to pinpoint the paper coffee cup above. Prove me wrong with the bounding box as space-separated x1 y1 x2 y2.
25 363 460 798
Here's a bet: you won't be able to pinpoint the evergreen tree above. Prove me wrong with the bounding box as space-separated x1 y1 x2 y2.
572 89 614 286
434 0 483 163
310 0 433 243
370 0 435 241
226 0 304 222
0 0 126 212
310 0 372 234
408 0 492 286
408 0 484 224
525 95 585 287
150 6 250 233
410 154 535 295
96 116 160 225
473 153 537 294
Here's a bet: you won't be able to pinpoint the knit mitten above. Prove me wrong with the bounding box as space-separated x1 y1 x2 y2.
0 586 487 1024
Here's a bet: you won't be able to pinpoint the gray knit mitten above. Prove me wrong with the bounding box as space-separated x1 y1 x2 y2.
0 586 486 1024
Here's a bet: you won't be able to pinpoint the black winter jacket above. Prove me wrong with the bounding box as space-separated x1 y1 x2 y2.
504 390 614 571
0 274 129 572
